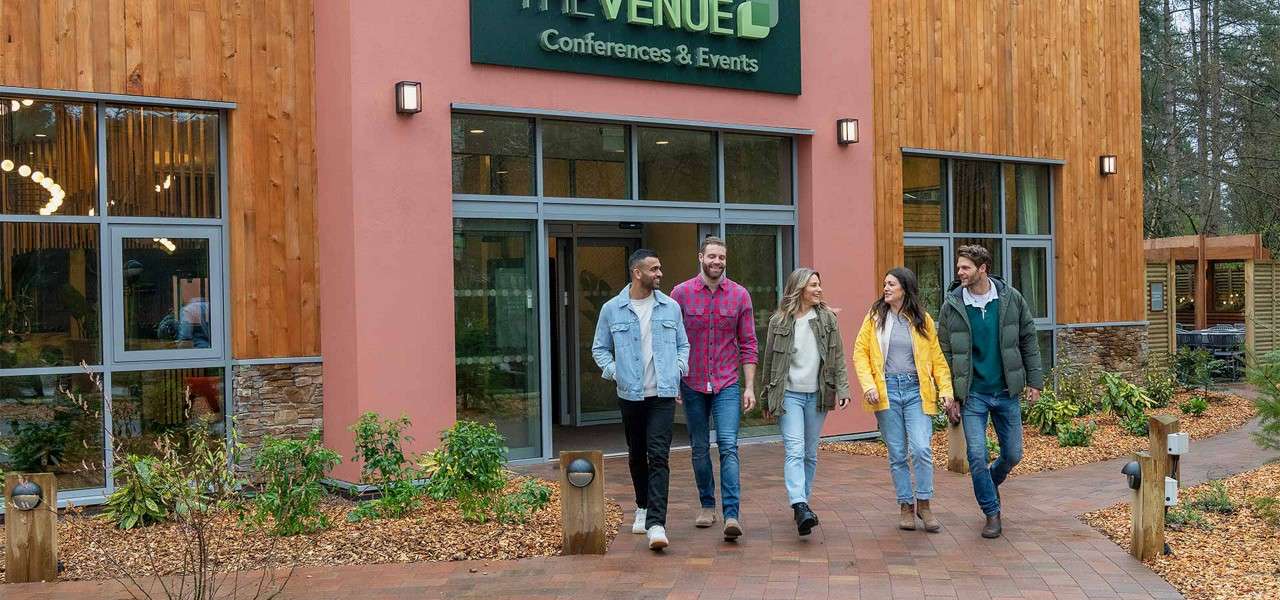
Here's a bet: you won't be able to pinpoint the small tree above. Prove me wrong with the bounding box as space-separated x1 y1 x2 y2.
1247 350 1280 451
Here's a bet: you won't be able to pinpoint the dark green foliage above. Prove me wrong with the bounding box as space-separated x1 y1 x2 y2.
1047 362 1101 415
1142 354 1177 408
427 420 509 523
104 454 173 529
931 412 948 433
1098 371 1155 419
7 419 73 472
1165 503 1211 531
1056 421 1097 447
1180 396 1209 416
1025 391 1079 436
495 478 554 524
348 412 421 521
1189 481 1236 514
1175 347 1221 393
1247 350 1280 451
1121 412 1150 437
985 435 1000 460
1247 496 1280 529
249 430 342 536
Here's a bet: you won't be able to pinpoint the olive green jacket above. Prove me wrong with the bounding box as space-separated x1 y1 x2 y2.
937 275 1044 401
759 305 851 416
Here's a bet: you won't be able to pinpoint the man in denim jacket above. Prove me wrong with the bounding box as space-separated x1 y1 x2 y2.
593 248 689 551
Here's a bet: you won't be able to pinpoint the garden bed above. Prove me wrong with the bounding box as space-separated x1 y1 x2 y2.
822 390 1256 477
1082 462 1280 600
0 476 622 583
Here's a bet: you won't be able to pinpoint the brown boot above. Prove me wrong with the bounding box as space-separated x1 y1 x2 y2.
982 513 1002 539
916 500 941 533
899 503 916 530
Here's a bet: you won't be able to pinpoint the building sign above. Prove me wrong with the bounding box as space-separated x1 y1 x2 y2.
470 0 802 95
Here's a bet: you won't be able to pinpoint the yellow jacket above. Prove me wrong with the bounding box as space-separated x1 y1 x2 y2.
852 310 954 415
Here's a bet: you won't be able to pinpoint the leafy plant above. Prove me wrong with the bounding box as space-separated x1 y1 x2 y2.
1247 496 1280 529
985 435 1000 460
931 412 948 433
495 478 553 524
1056 421 1097 447
248 430 342 536
103 454 174 529
1166 502 1211 530
1025 390 1079 436
1120 412 1150 437
1097 371 1154 419
1180 396 1209 416
1247 350 1280 451
427 420 509 523
1176 347 1223 393
1142 354 1178 408
348 412 421 521
1047 362 1101 414
1188 481 1236 514
7 419 73 472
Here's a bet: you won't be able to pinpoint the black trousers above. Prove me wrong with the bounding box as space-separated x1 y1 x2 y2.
618 396 676 529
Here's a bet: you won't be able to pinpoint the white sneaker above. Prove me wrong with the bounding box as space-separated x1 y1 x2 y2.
647 525 669 550
632 508 648 534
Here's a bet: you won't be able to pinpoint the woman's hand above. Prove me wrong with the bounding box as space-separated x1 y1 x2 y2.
863 388 879 407
838 397 851 410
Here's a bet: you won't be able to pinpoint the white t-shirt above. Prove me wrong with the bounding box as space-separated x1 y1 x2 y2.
630 293 658 397
787 310 820 393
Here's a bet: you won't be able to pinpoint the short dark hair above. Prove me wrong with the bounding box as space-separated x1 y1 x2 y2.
957 244 993 272
699 235 727 254
628 248 658 271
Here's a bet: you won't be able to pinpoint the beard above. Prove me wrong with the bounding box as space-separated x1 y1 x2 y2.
701 263 723 279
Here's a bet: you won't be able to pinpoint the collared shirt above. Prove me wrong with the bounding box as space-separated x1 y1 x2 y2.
962 281 1000 317
671 275 758 394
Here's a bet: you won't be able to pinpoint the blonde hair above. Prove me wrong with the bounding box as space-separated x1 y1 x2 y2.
774 267 825 320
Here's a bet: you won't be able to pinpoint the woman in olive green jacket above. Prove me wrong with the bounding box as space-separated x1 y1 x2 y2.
759 267 851 536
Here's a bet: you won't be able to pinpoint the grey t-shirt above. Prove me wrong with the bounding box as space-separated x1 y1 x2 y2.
885 312 916 374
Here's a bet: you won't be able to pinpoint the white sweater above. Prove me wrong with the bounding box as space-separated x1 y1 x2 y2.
786 310 820 393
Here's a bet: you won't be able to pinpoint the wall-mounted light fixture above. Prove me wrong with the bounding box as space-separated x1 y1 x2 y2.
837 118 859 145
395 81 422 114
1099 154 1118 176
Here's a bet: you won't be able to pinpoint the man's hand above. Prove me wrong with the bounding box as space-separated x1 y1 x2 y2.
1024 386 1042 405
863 388 879 407
742 386 757 412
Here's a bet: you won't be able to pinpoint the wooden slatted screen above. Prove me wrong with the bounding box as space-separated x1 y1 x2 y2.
1251 261 1279 357
1146 261 1173 358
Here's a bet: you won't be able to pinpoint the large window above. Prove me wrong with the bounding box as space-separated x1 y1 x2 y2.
902 153 1055 362
0 92 228 501
451 114 535 196
638 127 716 202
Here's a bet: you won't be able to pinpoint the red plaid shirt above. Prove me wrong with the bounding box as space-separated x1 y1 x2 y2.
670 275 758 394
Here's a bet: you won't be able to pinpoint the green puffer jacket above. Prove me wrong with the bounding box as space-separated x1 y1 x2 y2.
937 275 1044 401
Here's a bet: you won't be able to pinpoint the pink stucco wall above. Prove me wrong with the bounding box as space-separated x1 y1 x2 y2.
316 2 877 479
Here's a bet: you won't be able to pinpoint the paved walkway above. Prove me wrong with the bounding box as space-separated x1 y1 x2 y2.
8 392 1276 599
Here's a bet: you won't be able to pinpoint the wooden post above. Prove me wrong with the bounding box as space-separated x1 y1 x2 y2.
946 422 969 474
4 473 58 583
1130 415 1181 561
1150 415 1181 488
559 451 606 555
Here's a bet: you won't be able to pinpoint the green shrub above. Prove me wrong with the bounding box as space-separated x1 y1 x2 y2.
1247 496 1280 529
1048 362 1101 414
931 412 948 433
1180 396 1209 416
104 454 174 529
1025 391 1080 436
495 478 553 524
1098 372 1154 418
985 435 1000 460
1247 350 1280 451
1176 347 1223 393
249 430 342 536
427 420 509 523
1142 354 1178 408
8 419 73 472
1166 503 1211 530
347 412 421 522
1056 421 1097 447
1120 412 1150 436
1188 481 1236 514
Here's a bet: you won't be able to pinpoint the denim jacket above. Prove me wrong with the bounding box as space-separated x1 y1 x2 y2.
591 285 690 401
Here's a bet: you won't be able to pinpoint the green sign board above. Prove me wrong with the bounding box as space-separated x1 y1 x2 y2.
470 0 802 95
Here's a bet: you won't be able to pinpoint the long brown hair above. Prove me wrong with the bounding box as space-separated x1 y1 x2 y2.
871 267 928 335
774 267 825 320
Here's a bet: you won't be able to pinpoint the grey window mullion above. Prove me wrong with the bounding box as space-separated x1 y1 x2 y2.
103 369 114 496
946 159 955 233
97 99 114 495
716 131 726 204
629 124 639 201
534 117 545 199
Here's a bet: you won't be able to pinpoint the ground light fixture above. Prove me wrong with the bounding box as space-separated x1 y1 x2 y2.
1100 154 1118 175
837 118 859 145
10 479 42 510
566 458 596 488
395 81 422 114
1121 460 1141 490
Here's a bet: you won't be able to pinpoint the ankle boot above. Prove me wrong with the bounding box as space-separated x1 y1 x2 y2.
982 512 1002 539
916 500 941 533
792 502 818 536
899 503 916 530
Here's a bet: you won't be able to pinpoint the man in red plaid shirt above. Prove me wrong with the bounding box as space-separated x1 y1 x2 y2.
670 236 758 541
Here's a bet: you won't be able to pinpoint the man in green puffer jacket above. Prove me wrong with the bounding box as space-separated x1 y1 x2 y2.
937 244 1043 540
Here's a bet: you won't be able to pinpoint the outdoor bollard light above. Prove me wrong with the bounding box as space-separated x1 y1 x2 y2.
1167 431 1189 455
1099 154 1118 175
395 81 422 114
1122 460 1142 491
1164 477 1179 507
566 458 595 488
10 479 42 510
837 118 859 145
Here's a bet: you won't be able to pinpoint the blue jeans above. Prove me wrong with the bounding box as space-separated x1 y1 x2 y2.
780 390 827 505
681 382 742 519
874 373 934 504
962 390 1024 516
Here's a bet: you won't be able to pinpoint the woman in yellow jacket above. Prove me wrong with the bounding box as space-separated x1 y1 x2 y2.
853 267 954 533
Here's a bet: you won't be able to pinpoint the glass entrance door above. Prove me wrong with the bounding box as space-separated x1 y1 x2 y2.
572 237 639 424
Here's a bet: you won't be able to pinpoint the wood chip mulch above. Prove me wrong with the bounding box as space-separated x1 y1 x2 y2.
1081 461 1280 600
821 390 1256 478
0 476 622 583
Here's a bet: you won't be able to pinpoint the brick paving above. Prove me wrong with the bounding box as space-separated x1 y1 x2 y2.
6 387 1275 600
